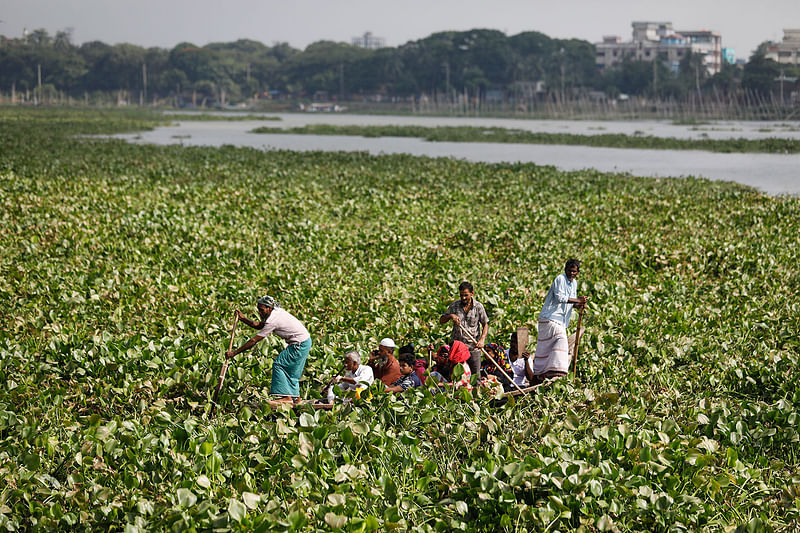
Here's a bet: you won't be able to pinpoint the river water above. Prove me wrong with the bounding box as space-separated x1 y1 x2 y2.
112 113 800 195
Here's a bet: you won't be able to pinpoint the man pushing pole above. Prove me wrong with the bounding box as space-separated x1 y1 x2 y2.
527 259 587 386
226 295 312 403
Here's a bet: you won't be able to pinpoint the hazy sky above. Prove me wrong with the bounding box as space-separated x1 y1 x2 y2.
3 0 798 59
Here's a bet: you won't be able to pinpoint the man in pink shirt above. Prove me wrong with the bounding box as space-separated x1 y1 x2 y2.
227 296 312 402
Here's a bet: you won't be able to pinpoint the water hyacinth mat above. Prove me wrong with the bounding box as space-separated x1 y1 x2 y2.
1 108 799 531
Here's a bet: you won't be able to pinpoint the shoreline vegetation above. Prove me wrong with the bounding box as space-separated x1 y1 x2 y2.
251 123 800 154
2 107 799 531
166 113 281 122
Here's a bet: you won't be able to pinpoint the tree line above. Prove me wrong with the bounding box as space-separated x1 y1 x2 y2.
1 28 796 106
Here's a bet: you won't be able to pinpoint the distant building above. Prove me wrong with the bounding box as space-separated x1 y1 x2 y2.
681 30 723 74
352 32 386 50
722 48 736 65
596 21 722 75
765 29 800 66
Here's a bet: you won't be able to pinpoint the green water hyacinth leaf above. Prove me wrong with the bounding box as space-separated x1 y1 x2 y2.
227 498 246 523
596 514 614 531
324 512 347 529
455 501 468 515
242 492 260 509
176 488 197 508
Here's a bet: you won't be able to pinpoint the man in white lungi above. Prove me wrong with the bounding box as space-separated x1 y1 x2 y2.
529 259 587 385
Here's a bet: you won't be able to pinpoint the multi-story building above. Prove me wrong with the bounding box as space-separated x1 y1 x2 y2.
596 21 722 75
765 29 800 66
681 30 723 74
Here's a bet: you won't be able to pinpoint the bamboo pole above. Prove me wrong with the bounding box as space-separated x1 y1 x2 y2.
571 307 585 378
456 323 526 395
210 313 239 417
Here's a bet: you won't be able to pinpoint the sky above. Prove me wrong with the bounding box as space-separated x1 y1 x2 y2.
2 0 798 60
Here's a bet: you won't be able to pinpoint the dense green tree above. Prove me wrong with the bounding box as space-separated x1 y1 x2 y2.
705 61 743 95
601 59 652 96
742 52 781 97
280 41 371 96
0 26 788 104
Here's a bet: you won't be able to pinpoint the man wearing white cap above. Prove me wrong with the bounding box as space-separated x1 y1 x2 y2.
367 338 402 387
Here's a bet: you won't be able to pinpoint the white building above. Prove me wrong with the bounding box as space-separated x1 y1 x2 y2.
596 22 722 75
765 29 800 66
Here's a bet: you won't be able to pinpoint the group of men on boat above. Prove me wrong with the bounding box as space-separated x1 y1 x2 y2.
224 259 587 404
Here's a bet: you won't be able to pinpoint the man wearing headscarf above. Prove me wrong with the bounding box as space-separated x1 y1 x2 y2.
227 296 312 402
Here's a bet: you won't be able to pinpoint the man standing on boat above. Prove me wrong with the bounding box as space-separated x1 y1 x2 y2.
440 281 489 376
226 296 312 403
529 259 587 385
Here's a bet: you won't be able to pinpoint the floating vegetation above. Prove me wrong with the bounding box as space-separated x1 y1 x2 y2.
252 123 800 153
1 107 799 531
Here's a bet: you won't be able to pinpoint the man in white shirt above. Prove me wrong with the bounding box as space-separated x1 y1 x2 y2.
529 259 587 385
328 351 374 401
227 295 312 402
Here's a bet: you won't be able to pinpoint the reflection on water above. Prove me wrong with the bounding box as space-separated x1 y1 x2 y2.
113 115 800 196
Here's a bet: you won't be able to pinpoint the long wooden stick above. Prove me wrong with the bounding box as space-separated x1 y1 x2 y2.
210 313 238 417
456 323 526 394
502 376 561 397
572 307 585 378
427 344 433 374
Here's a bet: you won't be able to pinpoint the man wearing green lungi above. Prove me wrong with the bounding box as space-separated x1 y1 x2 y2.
226 296 312 402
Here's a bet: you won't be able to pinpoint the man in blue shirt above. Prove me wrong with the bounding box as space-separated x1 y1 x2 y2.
529 259 587 385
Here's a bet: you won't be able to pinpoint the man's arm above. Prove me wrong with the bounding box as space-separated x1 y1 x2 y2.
440 302 461 325
440 313 459 324
384 377 411 393
554 276 571 304
477 322 489 349
568 296 588 309
524 352 535 383
226 335 265 359
235 310 265 330
555 276 587 308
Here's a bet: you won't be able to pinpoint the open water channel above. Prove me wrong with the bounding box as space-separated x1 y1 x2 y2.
112 113 800 195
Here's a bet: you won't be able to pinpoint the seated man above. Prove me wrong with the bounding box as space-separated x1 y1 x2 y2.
328 350 374 402
367 338 402 387
507 332 530 388
385 352 422 393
